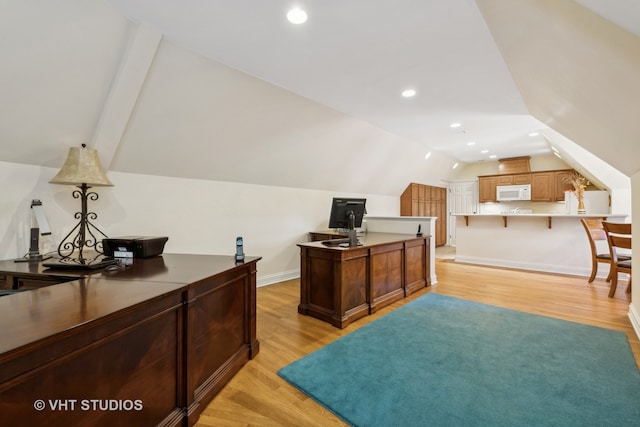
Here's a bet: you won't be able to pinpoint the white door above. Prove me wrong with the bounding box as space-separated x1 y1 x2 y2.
448 181 478 246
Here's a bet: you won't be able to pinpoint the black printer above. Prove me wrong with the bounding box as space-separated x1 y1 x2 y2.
102 236 168 258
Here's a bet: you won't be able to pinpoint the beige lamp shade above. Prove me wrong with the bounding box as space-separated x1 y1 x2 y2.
49 144 113 187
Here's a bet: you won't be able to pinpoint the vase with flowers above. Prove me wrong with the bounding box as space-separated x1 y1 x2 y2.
563 172 590 214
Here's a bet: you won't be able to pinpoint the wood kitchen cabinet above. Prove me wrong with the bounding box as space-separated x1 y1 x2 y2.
531 172 554 201
531 170 575 201
513 174 532 185
495 175 514 185
400 183 426 216
434 186 447 247
400 183 447 246
489 173 531 186
478 176 497 202
479 169 575 203
554 170 575 200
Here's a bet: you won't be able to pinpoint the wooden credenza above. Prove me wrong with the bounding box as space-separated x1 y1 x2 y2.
298 233 430 328
0 253 260 427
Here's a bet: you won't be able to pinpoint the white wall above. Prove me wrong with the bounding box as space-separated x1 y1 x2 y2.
629 171 640 337
0 161 398 286
0 0 132 168
0 1 456 287
1 1 461 199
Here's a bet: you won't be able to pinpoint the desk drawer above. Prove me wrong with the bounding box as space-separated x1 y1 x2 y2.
15 276 73 290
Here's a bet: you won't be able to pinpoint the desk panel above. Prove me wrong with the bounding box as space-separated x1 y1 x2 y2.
0 254 260 427
298 233 430 328
0 282 184 427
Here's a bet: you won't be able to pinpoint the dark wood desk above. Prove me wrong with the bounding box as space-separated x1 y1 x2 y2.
0 253 260 427
298 233 430 328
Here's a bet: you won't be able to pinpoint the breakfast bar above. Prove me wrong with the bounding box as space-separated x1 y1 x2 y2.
453 213 628 277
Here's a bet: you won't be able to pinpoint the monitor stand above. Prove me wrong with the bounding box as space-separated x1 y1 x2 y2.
348 229 359 247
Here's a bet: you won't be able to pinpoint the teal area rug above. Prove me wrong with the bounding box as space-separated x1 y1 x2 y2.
278 294 640 426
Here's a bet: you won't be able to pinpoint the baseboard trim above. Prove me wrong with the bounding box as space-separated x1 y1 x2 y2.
629 303 640 341
259 269 437 288
454 256 595 277
257 269 300 287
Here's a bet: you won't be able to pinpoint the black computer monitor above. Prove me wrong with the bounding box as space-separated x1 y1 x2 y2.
328 198 366 230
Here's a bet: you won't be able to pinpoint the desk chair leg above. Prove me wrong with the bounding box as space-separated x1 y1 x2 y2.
588 260 598 283
609 272 619 298
611 274 631 297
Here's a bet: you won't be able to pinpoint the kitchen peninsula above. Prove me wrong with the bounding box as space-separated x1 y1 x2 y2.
453 213 628 277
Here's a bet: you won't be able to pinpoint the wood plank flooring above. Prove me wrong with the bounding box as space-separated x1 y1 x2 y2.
195 259 639 426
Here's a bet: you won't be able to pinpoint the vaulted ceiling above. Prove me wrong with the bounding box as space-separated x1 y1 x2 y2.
2 0 639 196
108 0 640 171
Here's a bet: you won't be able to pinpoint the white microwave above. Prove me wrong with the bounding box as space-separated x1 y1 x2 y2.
496 184 531 201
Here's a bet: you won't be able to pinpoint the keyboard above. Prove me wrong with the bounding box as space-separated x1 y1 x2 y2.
321 238 362 247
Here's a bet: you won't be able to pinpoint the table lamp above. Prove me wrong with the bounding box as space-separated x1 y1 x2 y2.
49 144 113 263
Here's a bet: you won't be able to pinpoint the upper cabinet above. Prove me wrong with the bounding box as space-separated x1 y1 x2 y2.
479 172 531 202
479 169 575 203
497 156 531 175
494 173 531 186
530 172 554 201
478 176 497 203
553 170 575 201
530 170 575 201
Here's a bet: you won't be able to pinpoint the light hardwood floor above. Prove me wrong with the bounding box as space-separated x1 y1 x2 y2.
195 259 639 426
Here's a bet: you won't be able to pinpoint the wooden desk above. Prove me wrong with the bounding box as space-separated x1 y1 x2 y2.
298 233 430 328
0 253 260 427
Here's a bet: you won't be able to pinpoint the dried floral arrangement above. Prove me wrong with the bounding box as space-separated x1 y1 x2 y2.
563 171 590 197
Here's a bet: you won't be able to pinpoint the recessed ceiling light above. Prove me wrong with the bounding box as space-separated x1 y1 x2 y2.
489 155 497 159
452 162 459 169
450 122 462 128
401 89 416 98
287 8 308 24
528 132 540 137
481 149 489 154
467 141 476 146
424 152 432 160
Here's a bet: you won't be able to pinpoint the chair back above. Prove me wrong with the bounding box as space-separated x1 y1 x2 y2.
603 222 632 262
581 218 607 253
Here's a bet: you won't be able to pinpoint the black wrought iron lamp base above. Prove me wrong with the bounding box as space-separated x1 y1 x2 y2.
57 183 109 263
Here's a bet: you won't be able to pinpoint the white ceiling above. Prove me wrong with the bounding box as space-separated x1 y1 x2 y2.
575 0 640 37
107 0 639 164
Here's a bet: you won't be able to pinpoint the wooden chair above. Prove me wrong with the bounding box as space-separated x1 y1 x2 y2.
580 218 629 283
602 221 632 297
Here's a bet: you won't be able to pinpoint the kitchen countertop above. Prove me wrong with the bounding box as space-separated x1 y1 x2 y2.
453 213 628 228
452 213 623 217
